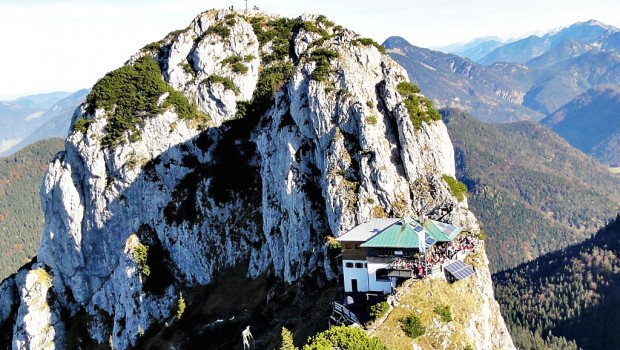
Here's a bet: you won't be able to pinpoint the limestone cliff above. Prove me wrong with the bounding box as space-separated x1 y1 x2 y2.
0 9 514 349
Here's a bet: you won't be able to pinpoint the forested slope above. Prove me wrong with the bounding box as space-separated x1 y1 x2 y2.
0 138 64 280
443 109 620 271
494 215 620 350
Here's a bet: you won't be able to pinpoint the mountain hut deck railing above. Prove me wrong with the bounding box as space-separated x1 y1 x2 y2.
330 301 361 326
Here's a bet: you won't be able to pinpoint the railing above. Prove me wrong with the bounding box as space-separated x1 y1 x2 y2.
330 301 361 326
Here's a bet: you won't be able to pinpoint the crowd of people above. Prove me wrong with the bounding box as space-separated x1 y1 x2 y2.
389 258 426 279
388 232 481 279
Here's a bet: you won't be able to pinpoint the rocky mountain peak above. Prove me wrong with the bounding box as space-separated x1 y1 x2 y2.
1 9 513 349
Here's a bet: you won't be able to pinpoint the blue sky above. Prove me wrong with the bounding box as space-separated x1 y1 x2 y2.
1 0 619 100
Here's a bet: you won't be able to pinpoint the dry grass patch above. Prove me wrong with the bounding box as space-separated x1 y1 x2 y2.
373 278 480 350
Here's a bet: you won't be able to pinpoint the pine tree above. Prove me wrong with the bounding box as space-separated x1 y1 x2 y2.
280 327 297 350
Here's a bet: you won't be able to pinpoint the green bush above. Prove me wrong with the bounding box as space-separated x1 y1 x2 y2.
434 305 452 322
73 118 92 134
225 13 236 26
252 17 303 63
399 314 426 339
181 62 195 75
132 243 150 276
396 82 420 95
310 48 339 61
254 63 293 110
366 115 378 125
142 41 162 53
221 56 249 74
303 325 388 350
310 49 339 82
235 61 293 121
176 293 186 319
395 81 440 129
86 56 163 147
316 15 335 28
204 75 239 94
370 301 390 320
231 62 248 74
301 21 330 39
206 23 230 38
353 37 386 54
280 327 297 350
326 236 341 250
442 174 468 202
86 56 205 148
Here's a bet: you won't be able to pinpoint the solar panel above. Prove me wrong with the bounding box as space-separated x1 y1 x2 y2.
444 260 475 281
414 226 424 232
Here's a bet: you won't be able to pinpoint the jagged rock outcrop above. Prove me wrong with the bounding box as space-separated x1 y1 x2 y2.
0 9 515 349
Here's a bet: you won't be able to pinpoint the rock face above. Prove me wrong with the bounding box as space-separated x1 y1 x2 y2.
463 253 515 349
0 9 514 349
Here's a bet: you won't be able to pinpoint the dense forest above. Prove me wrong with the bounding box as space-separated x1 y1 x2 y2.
442 108 620 271
494 215 620 350
0 138 64 280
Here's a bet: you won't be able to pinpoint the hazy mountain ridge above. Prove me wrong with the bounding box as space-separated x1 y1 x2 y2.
0 91 86 155
437 36 508 61
542 85 620 165
478 19 619 65
384 37 541 123
385 18 620 139
8 92 72 110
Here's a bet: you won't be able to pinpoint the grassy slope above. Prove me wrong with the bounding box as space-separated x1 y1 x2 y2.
442 109 620 272
373 274 482 349
0 138 64 280
372 251 513 349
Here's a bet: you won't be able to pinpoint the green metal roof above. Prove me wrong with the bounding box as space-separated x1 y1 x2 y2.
424 219 463 242
360 221 420 248
359 217 463 248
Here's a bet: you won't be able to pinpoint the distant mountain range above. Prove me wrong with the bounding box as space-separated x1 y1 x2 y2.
542 85 620 166
386 19 620 164
478 20 617 65
443 109 620 271
0 89 88 156
436 36 509 62
383 37 540 123
384 20 620 123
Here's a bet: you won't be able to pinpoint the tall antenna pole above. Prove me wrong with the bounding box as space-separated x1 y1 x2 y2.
245 0 248 10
